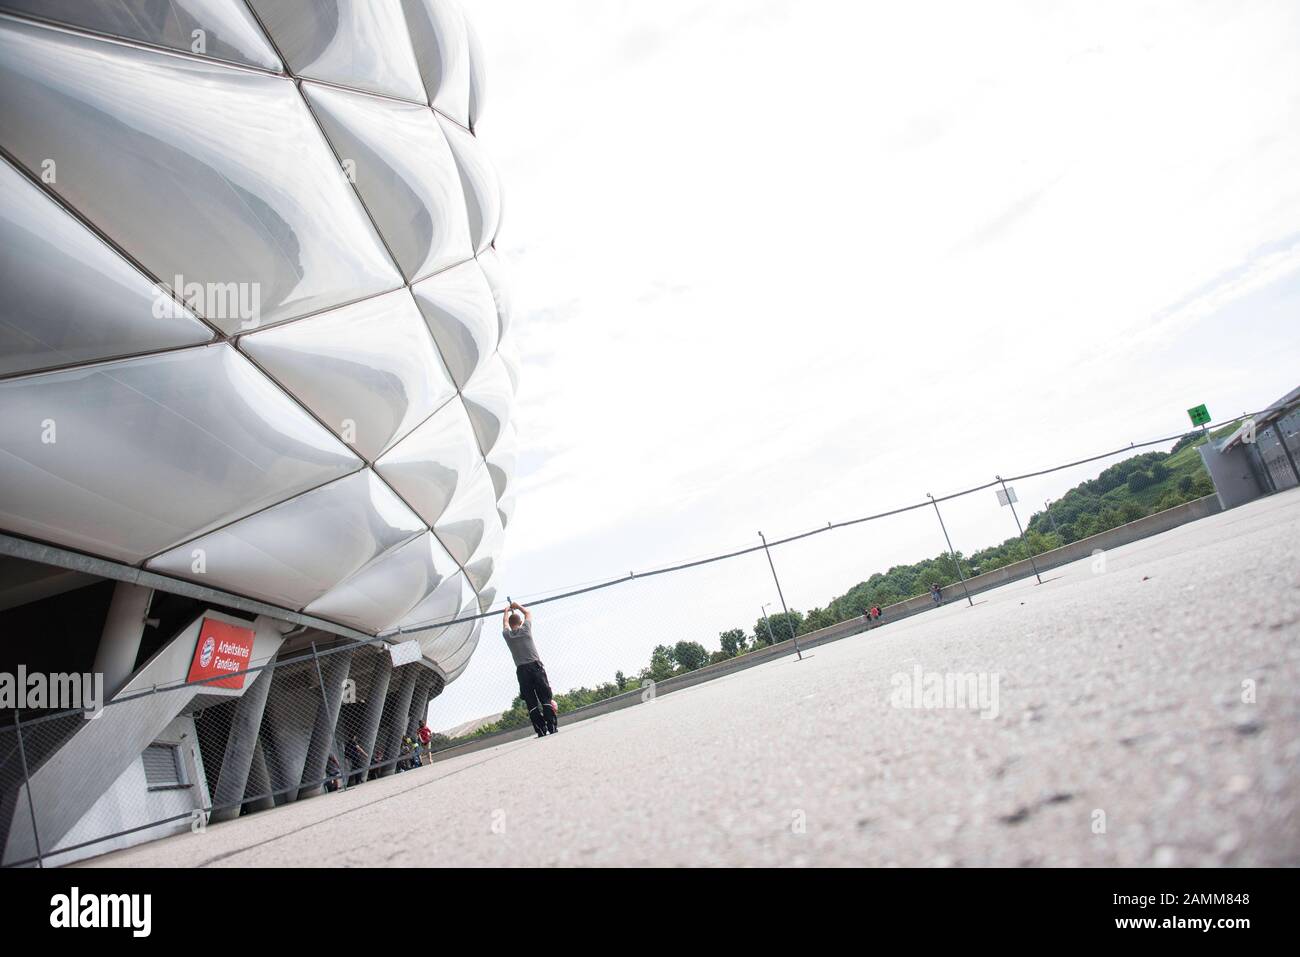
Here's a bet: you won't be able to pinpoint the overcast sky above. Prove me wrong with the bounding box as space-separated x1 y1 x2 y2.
432 0 1300 729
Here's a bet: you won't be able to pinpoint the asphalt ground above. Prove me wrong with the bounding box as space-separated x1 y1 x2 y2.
85 489 1300 867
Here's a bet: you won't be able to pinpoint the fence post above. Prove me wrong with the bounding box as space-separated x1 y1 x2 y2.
926 493 975 607
997 475 1043 585
13 710 43 868
308 642 345 797
758 532 803 660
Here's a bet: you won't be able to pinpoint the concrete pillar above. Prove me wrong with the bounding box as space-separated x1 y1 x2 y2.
258 663 314 805
210 663 275 823
413 671 438 733
421 671 436 728
357 652 392 770
378 665 418 777
91 581 152 698
408 671 436 765
245 740 275 813
405 670 426 738
297 647 353 799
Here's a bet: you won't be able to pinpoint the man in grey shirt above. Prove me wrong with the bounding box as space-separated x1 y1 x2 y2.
503 600 558 736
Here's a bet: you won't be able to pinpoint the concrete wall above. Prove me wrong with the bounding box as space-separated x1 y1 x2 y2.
432 495 1225 762
44 714 208 866
926 493 1223 605
1200 444 1263 509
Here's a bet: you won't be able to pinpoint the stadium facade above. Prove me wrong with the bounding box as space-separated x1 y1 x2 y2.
0 0 515 865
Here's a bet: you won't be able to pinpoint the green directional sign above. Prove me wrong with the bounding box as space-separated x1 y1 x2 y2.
1187 404 1211 427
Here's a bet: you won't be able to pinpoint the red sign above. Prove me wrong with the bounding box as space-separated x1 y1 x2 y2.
187 618 255 689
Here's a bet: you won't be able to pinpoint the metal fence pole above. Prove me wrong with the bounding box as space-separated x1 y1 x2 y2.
997 475 1043 585
758 532 803 660
13 710 43 868
926 493 975 607
308 642 345 797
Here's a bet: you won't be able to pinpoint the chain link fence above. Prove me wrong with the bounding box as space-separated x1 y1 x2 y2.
2 403 1296 867
411 404 1296 747
1 639 446 868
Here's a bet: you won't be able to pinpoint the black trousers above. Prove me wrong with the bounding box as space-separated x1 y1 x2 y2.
517 661 553 707
516 661 556 732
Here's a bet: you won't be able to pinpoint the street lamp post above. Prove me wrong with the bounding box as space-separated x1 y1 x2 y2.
1043 499 1060 536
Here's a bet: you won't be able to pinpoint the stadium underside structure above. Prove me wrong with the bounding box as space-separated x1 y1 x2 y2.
0 0 515 865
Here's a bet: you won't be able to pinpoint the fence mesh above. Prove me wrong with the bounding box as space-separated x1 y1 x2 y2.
1 405 1296 866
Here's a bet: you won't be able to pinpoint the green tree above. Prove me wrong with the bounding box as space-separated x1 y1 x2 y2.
671 640 709 672
642 645 676 682
1120 501 1146 523
802 607 836 633
755 610 803 646
1127 470 1153 492
718 628 747 657
1097 507 1125 531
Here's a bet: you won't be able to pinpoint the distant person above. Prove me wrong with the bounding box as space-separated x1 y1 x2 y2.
325 753 342 792
369 746 384 780
862 608 872 629
929 583 942 605
418 720 432 765
345 734 367 787
871 604 882 622
502 599 558 737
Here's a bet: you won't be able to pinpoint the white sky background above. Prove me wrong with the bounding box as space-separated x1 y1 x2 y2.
431 0 1300 729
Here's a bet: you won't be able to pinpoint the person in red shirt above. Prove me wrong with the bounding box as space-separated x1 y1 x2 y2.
417 720 432 766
